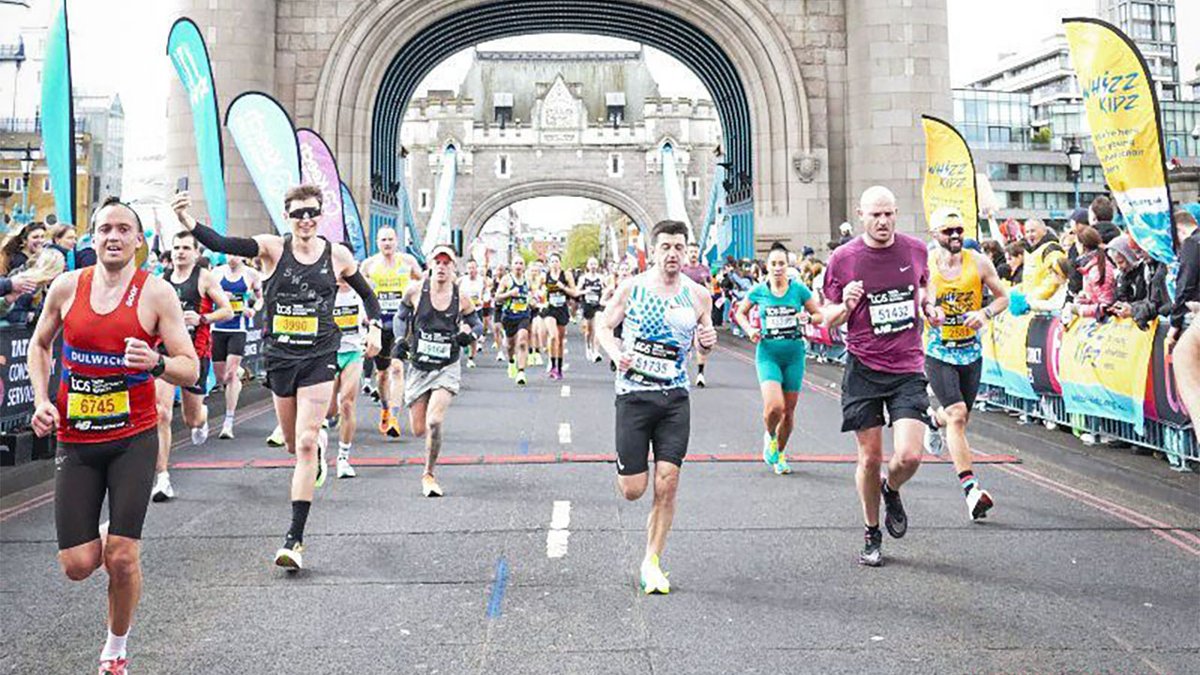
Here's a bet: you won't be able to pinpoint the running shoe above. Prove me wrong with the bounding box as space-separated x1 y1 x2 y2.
266 425 285 447
881 479 908 539
773 456 792 475
321 418 329 429
858 528 883 567
361 382 372 395
98 657 129 674
531 351 543 366
369 388 381 403
467 357 476 369
274 539 304 570
762 432 780 465
496 352 506 363
219 421 234 440
966 486 994 521
639 555 670 595
151 473 174 503
378 410 391 435
337 456 356 479
695 373 707 388
923 424 944 456
593 352 603 364
314 429 328 488
385 415 402 438
421 474 444 497
515 371 527 386
191 423 209 446
507 361 517 379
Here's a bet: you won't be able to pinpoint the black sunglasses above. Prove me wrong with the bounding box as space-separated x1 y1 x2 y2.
939 227 964 236
289 207 322 220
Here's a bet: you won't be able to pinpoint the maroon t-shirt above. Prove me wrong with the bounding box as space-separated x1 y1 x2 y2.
681 263 710 286
823 233 929 374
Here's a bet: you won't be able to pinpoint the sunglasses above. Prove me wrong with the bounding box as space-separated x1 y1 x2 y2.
939 227 964 236
288 207 322 220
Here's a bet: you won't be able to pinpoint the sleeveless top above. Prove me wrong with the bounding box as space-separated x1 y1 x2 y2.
213 269 250 332
263 235 339 362
502 276 531 319
460 275 485 310
925 249 984 364
410 279 461 372
545 271 569 310
616 279 698 395
166 266 212 357
57 268 159 444
370 256 413 322
333 287 364 354
580 274 605 307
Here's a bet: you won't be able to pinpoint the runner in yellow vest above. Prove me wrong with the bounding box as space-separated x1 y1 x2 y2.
360 226 423 438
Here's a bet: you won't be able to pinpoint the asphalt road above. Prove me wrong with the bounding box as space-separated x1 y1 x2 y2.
2 326 1197 674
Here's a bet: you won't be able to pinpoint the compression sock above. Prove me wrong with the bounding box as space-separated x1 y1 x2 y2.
958 470 978 497
286 500 312 544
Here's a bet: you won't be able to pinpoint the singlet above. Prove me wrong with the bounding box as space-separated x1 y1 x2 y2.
616 279 698 395
166 266 212 357
370 255 413 322
580 274 605 307
410 279 461 372
263 234 339 362
57 268 159 444
503 276 531 319
747 280 813 342
460 274 485 310
333 287 364 354
545 271 569 310
925 249 984 365
213 269 250 333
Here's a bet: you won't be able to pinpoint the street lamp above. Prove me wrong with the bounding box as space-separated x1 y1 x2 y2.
19 143 34 225
1064 140 1083 209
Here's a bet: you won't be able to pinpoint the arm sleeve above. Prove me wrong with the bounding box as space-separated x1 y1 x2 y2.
343 269 381 321
463 310 484 336
192 222 260 258
392 300 414 338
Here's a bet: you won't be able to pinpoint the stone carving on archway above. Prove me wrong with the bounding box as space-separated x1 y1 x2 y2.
793 152 820 184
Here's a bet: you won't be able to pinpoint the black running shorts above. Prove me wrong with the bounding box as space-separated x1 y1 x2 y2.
266 352 337 398
925 356 983 411
374 327 396 370
546 306 570 326
55 429 158 550
211 331 247 362
502 316 531 338
840 354 931 432
614 388 690 475
583 303 602 320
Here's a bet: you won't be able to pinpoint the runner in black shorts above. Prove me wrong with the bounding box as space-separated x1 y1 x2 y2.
543 252 581 380
174 184 382 570
578 257 606 362
597 220 717 594
495 257 533 386
821 186 933 567
211 255 262 440
29 198 200 674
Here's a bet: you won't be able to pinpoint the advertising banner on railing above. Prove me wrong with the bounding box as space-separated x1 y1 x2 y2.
1064 18 1176 268
1026 314 1064 396
39 0 75 226
296 129 344 244
980 311 1036 400
1146 322 1191 426
225 92 300 235
167 17 228 234
1058 317 1155 435
920 115 979 241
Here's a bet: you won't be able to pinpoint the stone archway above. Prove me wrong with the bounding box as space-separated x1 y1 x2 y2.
461 179 656 244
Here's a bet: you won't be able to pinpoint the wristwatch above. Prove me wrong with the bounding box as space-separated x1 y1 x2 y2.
368 319 383 330
199 314 208 325
150 354 166 377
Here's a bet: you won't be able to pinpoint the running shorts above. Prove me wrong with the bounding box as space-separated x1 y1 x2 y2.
55 429 157 550
755 340 807 392
404 360 461 407
266 352 337 398
583 303 602 320
374 327 396 370
183 357 211 396
337 350 364 374
502 316 532 337
614 388 690 475
545 306 570 327
839 353 931 432
211 331 247 362
925 356 983 411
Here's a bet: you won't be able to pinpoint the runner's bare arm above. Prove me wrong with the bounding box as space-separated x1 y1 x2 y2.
404 253 424 280
564 270 582 297
200 269 234 325
733 296 758 342
144 276 201 388
693 284 717 354
964 255 1009 330
597 279 632 364
28 274 76 435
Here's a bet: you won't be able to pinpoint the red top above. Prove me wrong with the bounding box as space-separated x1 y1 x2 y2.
56 268 160 444
194 296 213 357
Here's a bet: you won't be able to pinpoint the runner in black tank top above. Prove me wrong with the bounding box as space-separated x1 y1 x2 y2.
172 185 383 571
544 253 580 380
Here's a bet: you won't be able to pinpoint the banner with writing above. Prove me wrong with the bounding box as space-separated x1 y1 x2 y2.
167 18 228 233
1145 322 1191 426
39 0 75 225
1026 314 1064 396
224 92 300 235
341 182 367 262
921 115 979 240
980 310 1036 400
1059 316 1155 434
296 129 344 244
1064 18 1176 268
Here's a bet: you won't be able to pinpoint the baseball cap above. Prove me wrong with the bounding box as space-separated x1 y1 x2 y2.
428 244 457 262
928 206 964 232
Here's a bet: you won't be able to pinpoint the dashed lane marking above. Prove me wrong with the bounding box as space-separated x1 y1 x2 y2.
546 500 571 559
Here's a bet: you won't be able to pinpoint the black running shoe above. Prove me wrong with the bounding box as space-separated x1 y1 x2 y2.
881 479 908 539
859 528 883 567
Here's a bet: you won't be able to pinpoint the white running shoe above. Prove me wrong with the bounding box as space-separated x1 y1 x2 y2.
639 555 670 595
336 456 356 479
266 425 285 447
219 421 234 440
966 486 994 521
151 473 175 502
191 424 209 446
467 358 476 369
694 373 707 388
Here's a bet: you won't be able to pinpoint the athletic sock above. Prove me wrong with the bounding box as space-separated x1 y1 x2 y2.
286 500 312 545
959 470 978 496
865 524 881 538
100 629 128 661
224 412 234 427
338 442 352 460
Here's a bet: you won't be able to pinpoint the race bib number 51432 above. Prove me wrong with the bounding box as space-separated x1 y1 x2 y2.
867 286 916 335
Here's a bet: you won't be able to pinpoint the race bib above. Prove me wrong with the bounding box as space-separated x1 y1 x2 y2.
761 305 800 340
66 373 130 433
417 339 452 360
867 286 916 336
333 305 359 333
585 291 601 305
510 298 528 313
378 291 401 313
550 294 567 308
230 297 246 315
628 338 680 385
272 303 319 337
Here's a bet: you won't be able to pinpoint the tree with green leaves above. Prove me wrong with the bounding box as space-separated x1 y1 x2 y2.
564 223 601 269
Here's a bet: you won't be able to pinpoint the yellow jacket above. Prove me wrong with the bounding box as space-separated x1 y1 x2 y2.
1022 235 1066 301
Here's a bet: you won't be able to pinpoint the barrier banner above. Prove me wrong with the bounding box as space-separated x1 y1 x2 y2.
1146 322 1191 426
341 182 367 262
981 311 1037 400
1059 317 1155 434
920 115 979 240
0 326 35 429
296 129 344 244
40 0 75 225
224 92 300 235
167 18 227 233
1064 18 1176 268
1026 314 1063 395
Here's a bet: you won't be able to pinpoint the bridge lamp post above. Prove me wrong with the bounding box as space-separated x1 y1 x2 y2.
19 143 34 226
1064 139 1083 210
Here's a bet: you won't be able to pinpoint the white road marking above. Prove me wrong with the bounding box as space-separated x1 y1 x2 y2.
546 500 571 558
558 423 572 444
561 385 571 398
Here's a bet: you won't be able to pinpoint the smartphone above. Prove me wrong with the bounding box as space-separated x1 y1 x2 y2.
176 176 189 193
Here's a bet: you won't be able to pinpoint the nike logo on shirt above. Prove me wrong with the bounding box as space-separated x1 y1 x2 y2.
900 265 912 272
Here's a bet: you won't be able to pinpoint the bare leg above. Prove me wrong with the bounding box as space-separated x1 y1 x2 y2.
761 381 785 436
645 462 680 560
941 403 973 475
886 419 925 489
154 381 174 473
421 389 454 475
289 381 334 502
337 362 361 446
220 355 244 420
103 536 141 636
854 427 884 527
181 391 207 434
778 392 801 451
1174 322 1200 445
